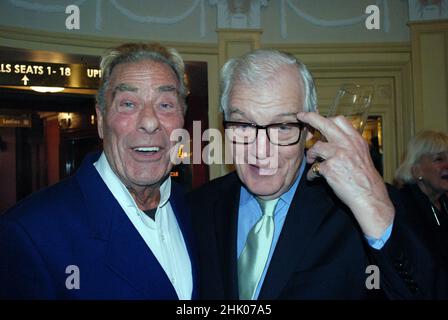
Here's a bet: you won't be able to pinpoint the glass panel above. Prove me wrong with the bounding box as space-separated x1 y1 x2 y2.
363 115 383 177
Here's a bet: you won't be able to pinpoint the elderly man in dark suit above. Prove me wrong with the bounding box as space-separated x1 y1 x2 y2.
189 49 447 299
0 43 197 299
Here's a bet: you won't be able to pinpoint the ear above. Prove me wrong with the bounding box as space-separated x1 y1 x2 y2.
411 164 422 181
95 105 104 139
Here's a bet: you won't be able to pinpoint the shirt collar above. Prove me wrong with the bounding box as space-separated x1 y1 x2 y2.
94 152 171 210
158 175 171 208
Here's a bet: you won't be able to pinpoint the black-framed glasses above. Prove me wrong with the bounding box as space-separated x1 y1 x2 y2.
223 121 304 146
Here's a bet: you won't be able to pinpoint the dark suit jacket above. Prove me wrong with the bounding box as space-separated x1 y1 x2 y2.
398 184 448 266
188 171 448 299
0 153 198 299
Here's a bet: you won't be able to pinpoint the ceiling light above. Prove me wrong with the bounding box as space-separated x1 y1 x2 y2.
30 86 65 93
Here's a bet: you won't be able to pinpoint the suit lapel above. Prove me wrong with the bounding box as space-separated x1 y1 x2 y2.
105 204 177 299
213 173 241 299
75 153 177 299
258 176 335 299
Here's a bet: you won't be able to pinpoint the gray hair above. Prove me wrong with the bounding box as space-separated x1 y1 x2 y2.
96 42 187 113
395 130 448 185
220 49 317 119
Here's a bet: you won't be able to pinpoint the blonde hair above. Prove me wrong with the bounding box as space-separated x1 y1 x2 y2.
395 130 448 185
96 42 187 113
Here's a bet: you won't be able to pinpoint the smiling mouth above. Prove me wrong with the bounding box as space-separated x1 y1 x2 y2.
249 164 278 176
132 146 161 154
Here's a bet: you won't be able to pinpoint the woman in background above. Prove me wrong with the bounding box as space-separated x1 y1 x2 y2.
395 130 448 264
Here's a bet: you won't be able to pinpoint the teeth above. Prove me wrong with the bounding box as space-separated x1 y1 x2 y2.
133 147 160 152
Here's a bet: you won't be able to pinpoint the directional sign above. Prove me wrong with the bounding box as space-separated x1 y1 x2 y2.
21 75 29 85
0 62 101 89
0 114 32 127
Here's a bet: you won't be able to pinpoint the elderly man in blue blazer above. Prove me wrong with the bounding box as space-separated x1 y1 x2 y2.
0 43 197 299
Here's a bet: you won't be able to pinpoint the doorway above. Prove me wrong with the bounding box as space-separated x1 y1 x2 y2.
0 87 99 212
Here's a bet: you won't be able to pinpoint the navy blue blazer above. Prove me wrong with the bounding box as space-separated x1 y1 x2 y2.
0 153 198 299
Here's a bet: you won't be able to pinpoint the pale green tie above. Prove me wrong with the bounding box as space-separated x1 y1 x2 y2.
238 198 279 300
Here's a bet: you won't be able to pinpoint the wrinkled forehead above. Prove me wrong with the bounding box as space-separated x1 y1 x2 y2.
229 78 304 118
233 64 303 95
108 60 179 88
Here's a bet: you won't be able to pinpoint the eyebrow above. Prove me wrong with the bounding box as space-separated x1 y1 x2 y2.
112 83 138 99
158 85 178 94
229 108 245 116
433 152 447 157
111 83 179 100
277 112 298 117
229 109 297 119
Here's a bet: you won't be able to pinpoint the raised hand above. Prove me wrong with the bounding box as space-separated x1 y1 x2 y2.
297 112 394 238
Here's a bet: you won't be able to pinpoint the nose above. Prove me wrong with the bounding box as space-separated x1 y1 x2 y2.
254 129 272 160
137 103 160 134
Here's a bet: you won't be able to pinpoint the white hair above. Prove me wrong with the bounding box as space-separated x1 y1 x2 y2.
395 130 448 185
220 49 317 119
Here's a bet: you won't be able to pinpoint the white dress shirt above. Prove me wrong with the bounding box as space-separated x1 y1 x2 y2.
94 152 192 300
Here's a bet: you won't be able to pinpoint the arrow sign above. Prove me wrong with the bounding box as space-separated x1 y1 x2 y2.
21 75 29 85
